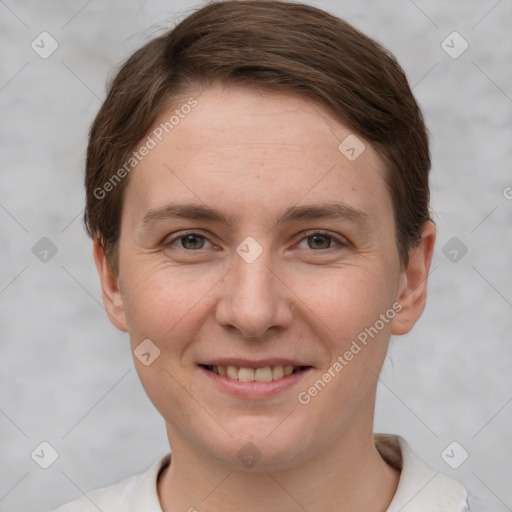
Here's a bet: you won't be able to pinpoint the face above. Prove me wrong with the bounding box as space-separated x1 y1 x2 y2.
95 83 434 471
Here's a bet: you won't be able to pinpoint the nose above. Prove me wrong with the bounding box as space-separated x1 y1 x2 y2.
214 240 294 339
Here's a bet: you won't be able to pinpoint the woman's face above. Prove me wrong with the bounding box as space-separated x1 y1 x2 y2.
96 83 431 470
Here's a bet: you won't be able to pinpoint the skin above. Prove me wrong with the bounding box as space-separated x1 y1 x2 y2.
94 82 436 512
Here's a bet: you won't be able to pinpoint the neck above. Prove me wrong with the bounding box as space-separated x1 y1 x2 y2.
157 421 400 512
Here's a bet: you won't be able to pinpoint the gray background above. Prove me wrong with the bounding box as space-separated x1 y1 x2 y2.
0 1 511 511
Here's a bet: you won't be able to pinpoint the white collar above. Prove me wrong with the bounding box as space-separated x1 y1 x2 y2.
52 433 469 511
375 433 469 511
130 434 469 511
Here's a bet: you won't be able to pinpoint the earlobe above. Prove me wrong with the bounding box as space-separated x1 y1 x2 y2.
391 221 436 336
92 240 129 333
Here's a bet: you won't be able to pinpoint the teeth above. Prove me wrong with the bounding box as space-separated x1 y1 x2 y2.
238 367 255 382
254 366 273 382
272 365 284 380
227 365 239 380
208 364 305 382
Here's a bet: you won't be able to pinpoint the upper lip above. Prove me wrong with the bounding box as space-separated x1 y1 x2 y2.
198 358 312 368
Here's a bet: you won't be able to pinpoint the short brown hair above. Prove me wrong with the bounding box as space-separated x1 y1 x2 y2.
84 0 431 272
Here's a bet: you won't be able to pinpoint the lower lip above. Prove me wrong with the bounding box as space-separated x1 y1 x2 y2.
198 366 313 398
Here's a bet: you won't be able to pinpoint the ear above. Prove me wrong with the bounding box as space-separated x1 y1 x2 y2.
391 221 436 335
92 239 128 332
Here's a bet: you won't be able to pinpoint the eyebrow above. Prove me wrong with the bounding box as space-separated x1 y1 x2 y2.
140 201 369 230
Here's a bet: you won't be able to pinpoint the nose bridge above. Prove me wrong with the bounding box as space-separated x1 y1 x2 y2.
215 236 291 337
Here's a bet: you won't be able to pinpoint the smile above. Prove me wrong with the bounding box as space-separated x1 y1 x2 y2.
201 364 310 382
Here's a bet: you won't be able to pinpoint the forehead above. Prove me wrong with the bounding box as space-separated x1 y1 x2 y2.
123 83 391 226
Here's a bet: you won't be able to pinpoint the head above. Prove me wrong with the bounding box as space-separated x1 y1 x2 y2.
88 0 435 470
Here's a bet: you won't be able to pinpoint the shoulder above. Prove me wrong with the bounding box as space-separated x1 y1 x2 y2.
375 434 470 512
49 474 140 512
47 454 170 512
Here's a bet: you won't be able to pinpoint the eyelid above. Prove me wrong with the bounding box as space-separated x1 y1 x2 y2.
163 229 215 248
296 229 350 250
163 229 349 251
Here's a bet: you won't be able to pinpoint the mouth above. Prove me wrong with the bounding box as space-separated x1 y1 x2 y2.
199 363 312 382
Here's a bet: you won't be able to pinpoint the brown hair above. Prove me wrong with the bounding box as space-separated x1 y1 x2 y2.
84 0 431 273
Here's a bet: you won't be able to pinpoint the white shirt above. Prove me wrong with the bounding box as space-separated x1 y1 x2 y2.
49 434 470 511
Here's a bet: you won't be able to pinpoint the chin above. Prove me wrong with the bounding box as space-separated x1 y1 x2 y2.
203 416 318 471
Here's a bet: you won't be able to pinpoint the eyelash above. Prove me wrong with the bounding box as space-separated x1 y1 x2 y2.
163 230 348 253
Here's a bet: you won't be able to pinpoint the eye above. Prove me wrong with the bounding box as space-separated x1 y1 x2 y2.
297 231 348 251
163 230 348 253
164 231 213 251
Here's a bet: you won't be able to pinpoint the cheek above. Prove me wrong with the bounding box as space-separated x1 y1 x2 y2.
297 303 395 428
296 263 398 401
293 262 398 341
132 359 205 442
120 260 222 359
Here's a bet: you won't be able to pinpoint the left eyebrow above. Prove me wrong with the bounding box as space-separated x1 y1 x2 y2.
140 201 370 230
275 202 369 226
